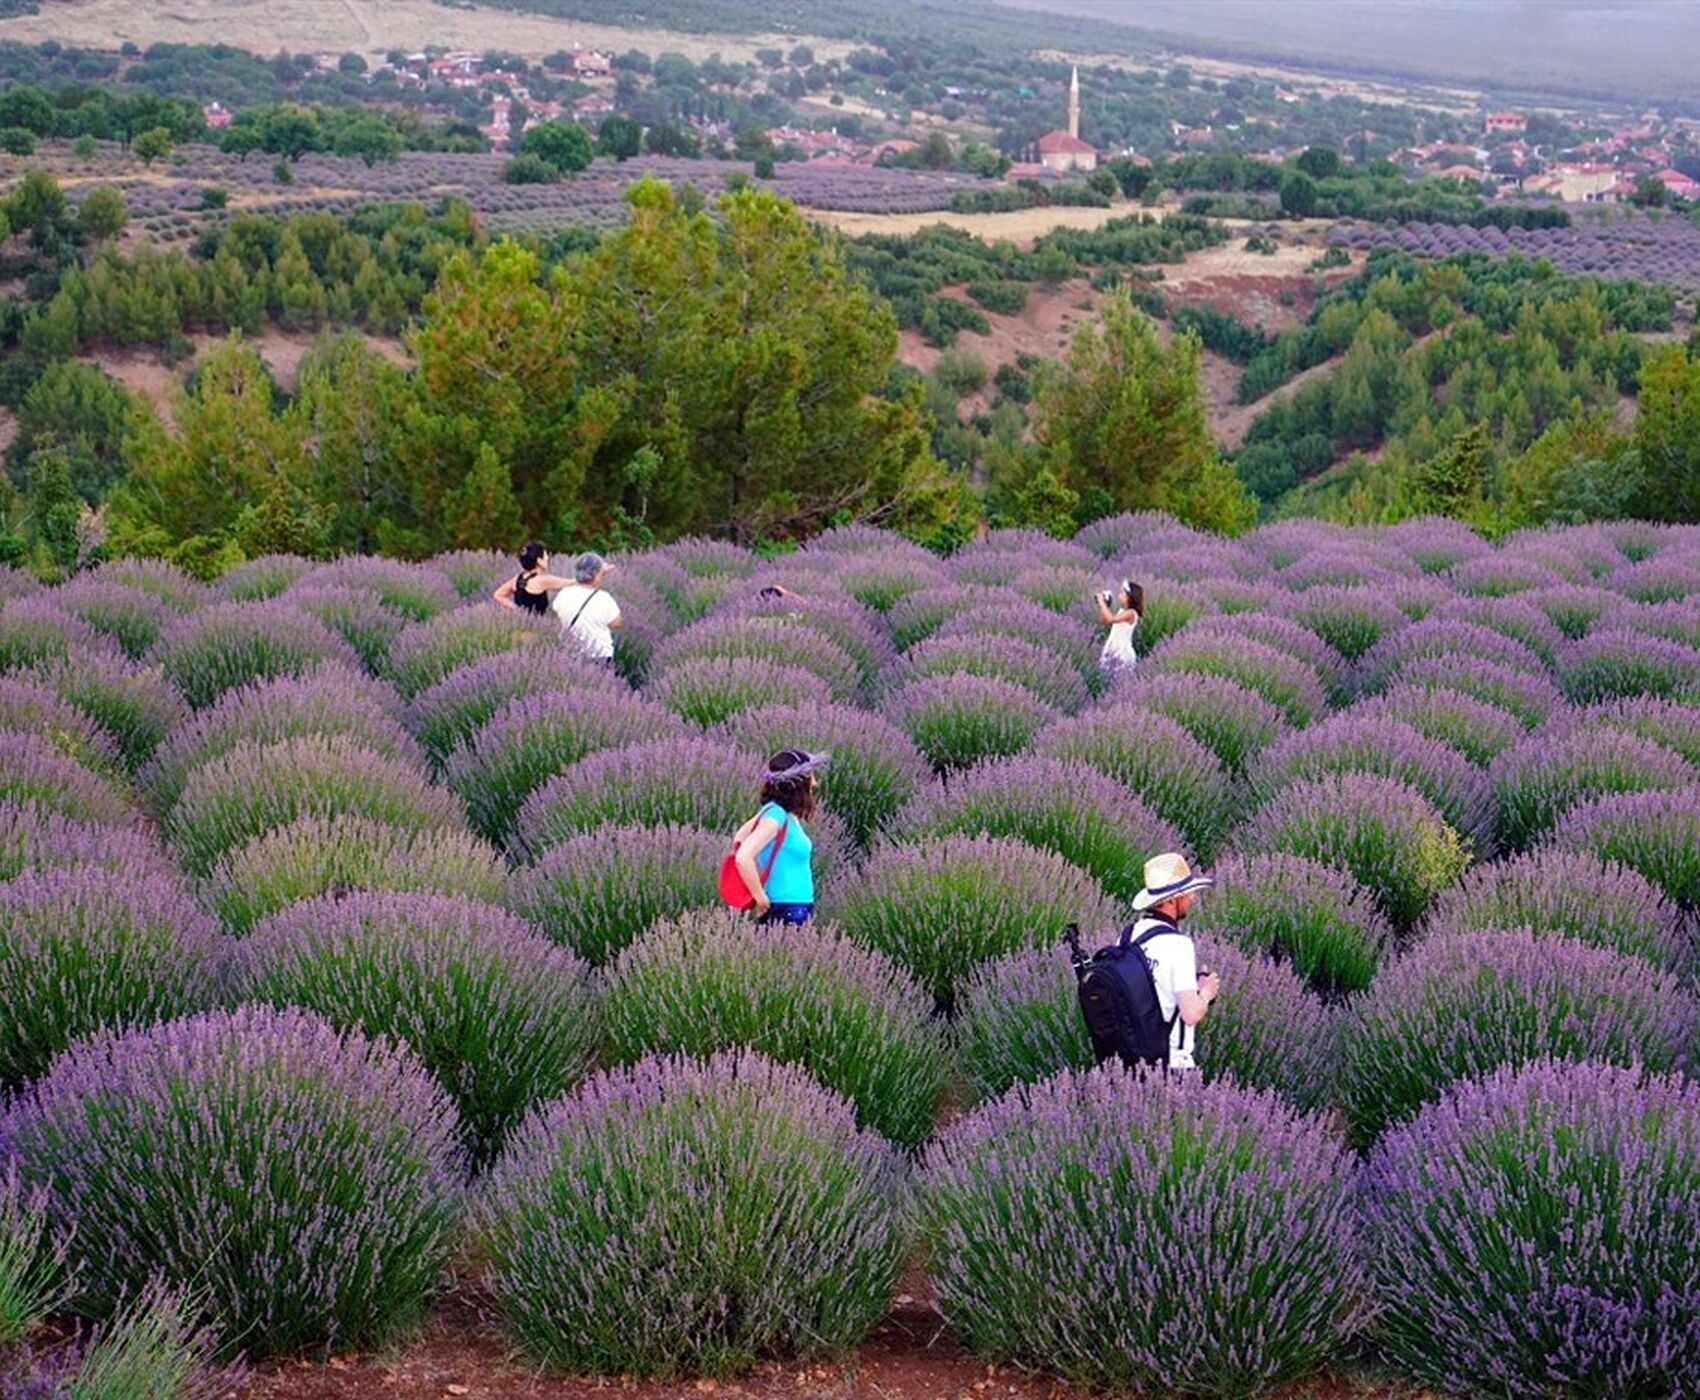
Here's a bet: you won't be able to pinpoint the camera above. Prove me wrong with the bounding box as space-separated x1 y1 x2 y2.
759 586 783 600
1102 590 1116 606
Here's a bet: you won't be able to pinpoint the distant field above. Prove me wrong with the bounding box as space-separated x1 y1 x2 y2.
0 0 853 62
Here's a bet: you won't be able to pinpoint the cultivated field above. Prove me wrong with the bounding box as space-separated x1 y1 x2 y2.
0 0 854 64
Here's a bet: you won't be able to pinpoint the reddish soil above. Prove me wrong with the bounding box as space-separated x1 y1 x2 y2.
232 1271 1419 1400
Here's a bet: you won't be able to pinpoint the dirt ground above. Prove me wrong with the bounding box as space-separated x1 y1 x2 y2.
0 0 852 65
808 203 1145 247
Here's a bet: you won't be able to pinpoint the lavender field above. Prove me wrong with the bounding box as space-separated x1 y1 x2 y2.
3 516 1700 1397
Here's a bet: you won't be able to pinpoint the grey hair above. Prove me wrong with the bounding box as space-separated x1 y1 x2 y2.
573 552 605 584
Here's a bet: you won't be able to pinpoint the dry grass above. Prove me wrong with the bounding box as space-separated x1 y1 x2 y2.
0 0 852 63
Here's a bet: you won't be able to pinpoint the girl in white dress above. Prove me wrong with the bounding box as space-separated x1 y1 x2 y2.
1096 579 1144 676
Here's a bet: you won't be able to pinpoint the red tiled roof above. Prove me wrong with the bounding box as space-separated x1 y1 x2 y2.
1037 130 1095 155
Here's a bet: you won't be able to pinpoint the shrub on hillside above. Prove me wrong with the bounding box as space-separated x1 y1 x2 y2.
153 602 362 711
140 664 420 816
0 1006 461 1356
239 892 595 1160
1033 707 1234 859
1143 633 1328 726
903 756 1182 903
600 911 947 1146
1544 787 1700 905
0 867 224 1087
203 815 506 935
920 1064 1366 1397
1489 727 1692 851
476 1051 905 1377
822 833 1113 1006
1339 927 1694 1144
1236 773 1469 931
444 692 681 846
385 606 558 700
885 674 1058 774
717 702 929 848
167 734 463 875
1188 852 1392 997
507 823 726 965
1122 670 1287 775
1363 1060 1700 1397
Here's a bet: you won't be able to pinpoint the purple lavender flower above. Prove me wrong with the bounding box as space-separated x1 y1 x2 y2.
216 554 312 600
0 599 118 674
1489 726 1693 850
0 1005 462 1356
885 673 1059 774
0 799 174 883
1557 627 1700 703
1386 655 1563 729
1121 668 1289 775
290 556 459 622
652 614 863 702
1358 617 1549 696
890 631 1090 713
1446 553 1567 598
1145 631 1330 726
1354 682 1528 765
153 601 363 710
25 652 187 772
0 676 123 777
385 605 559 700
49 577 177 660
1430 594 1566 666
1173 610 1351 701
1379 516 1491 574
0 732 130 827
1283 585 1414 662
1543 786 1700 906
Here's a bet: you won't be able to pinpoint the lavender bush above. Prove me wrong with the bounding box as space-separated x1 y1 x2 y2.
1284 586 1411 662
893 632 1090 713
285 585 406 675
717 702 929 848
0 677 123 778
1380 516 1489 574
432 549 511 601
1544 787 1700 906
1235 773 1470 930
1176 612 1351 703
1123 671 1288 775
600 911 947 1146
1363 1060 1700 1397
920 1064 1366 1397
295 556 459 622
0 600 115 674
650 655 832 728
903 756 1183 902
1558 628 1700 703
0 800 172 882
1551 694 1700 766
92 558 210 613
1144 633 1329 726
0 1163 70 1344
217 554 311 600
0 867 224 1087
1392 655 1563 729
153 602 361 710
1357 682 1527 765
885 674 1058 773
167 733 463 874
0 732 129 827
202 814 506 935
476 1050 905 1377
49 579 176 661
0 1006 461 1356
444 691 681 846
26 653 186 771
1524 583 1626 640
239 892 595 1160
1447 554 1566 599
1358 618 1548 695
653 617 862 703
719 586 896 688
1490 727 1693 851
1189 852 1392 997
385 606 558 700
885 585 976 653
1034 707 1234 858
930 600 1102 687
1339 927 1695 1144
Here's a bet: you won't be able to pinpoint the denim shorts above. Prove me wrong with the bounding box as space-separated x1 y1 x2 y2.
758 903 814 927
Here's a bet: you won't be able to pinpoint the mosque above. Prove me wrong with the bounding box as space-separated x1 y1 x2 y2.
1035 67 1097 173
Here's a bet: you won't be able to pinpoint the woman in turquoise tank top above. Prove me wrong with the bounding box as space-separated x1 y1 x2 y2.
731 749 827 926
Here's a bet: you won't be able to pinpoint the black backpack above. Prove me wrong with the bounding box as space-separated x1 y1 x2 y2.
1063 918 1183 1069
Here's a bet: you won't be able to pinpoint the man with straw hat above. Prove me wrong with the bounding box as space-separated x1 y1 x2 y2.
1129 852 1220 1071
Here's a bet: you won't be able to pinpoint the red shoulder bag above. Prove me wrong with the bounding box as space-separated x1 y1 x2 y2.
718 813 789 910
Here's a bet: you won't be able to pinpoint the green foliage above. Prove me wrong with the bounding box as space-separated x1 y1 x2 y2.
130 125 172 164
504 152 559 184
521 119 594 172
0 1164 69 1345
1631 345 1700 522
74 185 126 242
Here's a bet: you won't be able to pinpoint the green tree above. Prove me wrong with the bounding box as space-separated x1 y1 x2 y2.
131 126 173 165
442 441 525 548
643 123 700 157
520 120 594 173
0 87 56 137
596 116 643 161
75 185 127 244
332 114 402 166
1411 423 1488 519
1296 146 1342 180
1279 169 1318 218
261 105 325 161
7 170 64 233
503 153 558 185
23 443 83 575
1031 292 1253 533
10 361 133 503
1631 176 1668 209
0 128 36 156
1632 345 1700 521
918 131 953 170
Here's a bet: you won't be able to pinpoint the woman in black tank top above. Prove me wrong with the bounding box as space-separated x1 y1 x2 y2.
492 542 570 615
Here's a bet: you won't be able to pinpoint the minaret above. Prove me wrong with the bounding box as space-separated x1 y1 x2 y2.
1068 65 1080 140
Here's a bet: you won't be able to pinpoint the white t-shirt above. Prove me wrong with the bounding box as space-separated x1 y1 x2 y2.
1135 916 1199 1070
1102 613 1139 669
551 584 621 660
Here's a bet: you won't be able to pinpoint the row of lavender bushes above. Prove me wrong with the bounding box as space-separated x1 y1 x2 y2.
2 516 1700 1395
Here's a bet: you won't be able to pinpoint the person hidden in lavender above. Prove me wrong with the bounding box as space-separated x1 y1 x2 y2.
1096 579 1144 676
730 749 827 927
491 541 571 617
1128 852 1220 1071
551 552 623 666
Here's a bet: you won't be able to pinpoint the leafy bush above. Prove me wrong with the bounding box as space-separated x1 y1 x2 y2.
1558 628 1700 702
885 673 1059 773
167 733 463 874
1033 706 1233 858
1188 852 1392 997
903 756 1182 903
507 822 725 965
385 606 558 700
431 549 511 601
1339 928 1694 1144
650 655 831 728
0 867 224 1087
140 663 420 816
1237 772 1470 931
600 910 947 1146
239 892 595 1161
717 701 929 848
0 1005 461 1356
444 692 681 846
1123 670 1288 774
1544 786 1700 905
1364 1060 1700 1397
511 736 760 862
153 601 362 710
823 833 1113 1006
1143 633 1329 726
1489 727 1693 850
920 1064 1366 1397
203 814 506 936
476 1051 905 1377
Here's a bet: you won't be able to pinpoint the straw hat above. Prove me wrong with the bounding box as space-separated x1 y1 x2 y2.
1131 852 1214 912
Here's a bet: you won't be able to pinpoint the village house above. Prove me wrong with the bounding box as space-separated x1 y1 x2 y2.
566 46 611 78
1653 167 1700 200
573 93 615 119
1484 111 1527 135
201 101 232 131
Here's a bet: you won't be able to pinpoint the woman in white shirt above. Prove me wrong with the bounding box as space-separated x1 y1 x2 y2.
550 552 624 665
1095 579 1143 676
